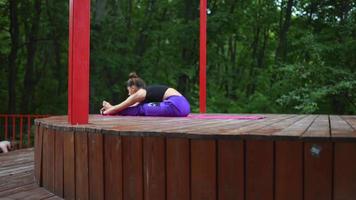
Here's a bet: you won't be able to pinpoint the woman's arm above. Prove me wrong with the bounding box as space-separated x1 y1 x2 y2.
103 89 146 115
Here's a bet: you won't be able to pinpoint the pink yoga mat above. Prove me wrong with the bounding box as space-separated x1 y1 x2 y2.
187 114 265 120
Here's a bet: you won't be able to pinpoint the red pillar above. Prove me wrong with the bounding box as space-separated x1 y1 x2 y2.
199 0 207 113
68 0 90 124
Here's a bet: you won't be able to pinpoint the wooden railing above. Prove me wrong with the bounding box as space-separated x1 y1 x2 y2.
0 114 49 149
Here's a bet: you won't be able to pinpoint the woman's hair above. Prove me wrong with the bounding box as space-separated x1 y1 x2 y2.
127 72 146 88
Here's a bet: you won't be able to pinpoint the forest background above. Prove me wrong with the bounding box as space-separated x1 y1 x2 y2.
0 0 355 115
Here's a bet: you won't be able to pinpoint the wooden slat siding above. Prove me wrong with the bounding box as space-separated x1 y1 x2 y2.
63 132 75 200
334 142 356 200
104 135 123 200
47 129 56 192
330 115 355 138
303 115 330 138
191 139 216 200
218 140 244 200
245 140 274 200
42 128 49 189
304 142 333 200
123 136 143 200
143 137 166 200
75 132 89 200
88 133 104 200
54 130 64 197
34 125 43 186
273 115 318 137
331 116 356 199
275 141 303 200
166 138 190 200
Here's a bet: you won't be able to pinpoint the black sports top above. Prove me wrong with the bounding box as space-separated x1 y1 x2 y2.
144 85 169 103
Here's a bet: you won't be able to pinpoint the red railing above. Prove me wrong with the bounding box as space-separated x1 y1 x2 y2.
0 114 50 149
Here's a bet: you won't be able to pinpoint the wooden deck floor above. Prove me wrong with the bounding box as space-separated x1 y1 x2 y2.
0 148 62 200
37 114 356 140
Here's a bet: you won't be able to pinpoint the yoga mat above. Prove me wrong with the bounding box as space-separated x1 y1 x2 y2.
187 114 265 120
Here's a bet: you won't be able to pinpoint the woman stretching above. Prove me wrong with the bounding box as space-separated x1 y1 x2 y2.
100 72 190 117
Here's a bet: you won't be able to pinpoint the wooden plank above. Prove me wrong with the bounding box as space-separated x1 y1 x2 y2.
123 136 143 200
47 129 55 192
275 141 303 200
245 140 274 200
304 142 332 200
75 132 89 200
334 142 356 200
303 115 330 138
104 135 123 200
54 131 64 197
330 115 355 139
341 116 356 130
0 183 37 197
88 133 104 200
166 138 190 200
6 187 55 199
191 139 216 200
218 140 244 200
143 137 165 200
34 125 43 186
63 132 75 200
273 115 317 137
42 128 49 189
251 115 306 136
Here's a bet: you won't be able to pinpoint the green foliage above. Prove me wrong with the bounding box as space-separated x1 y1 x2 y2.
0 0 355 114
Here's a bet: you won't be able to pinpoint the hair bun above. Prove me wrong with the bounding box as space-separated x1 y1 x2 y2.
129 72 139 79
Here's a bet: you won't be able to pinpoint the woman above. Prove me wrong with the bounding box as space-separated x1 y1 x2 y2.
100 72 190 117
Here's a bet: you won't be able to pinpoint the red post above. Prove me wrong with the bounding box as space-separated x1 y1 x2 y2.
199 0 207 113
12 116 16 141
4 116 8 140
68 0 90 124
27 115 31 147
20 116 23 148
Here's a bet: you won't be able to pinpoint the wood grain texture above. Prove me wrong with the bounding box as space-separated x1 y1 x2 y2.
245 140 274 200
75 132 89 200
275 141 303 200
304 142 332 200
123 136 143 200
104 135 123 200
166 138 190 200
143 137 166 200
191 139 216 200
88 133 104 200
34 125 43 186
334 142 356 200
218 140 244 200
54 131 64 197
63 132 75 200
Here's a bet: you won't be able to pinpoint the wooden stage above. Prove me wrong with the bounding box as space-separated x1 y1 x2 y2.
33 114 355 200
0 148 62 199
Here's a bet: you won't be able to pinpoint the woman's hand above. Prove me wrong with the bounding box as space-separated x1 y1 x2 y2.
100 101 112 114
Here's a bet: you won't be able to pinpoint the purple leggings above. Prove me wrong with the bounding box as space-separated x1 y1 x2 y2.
118 96 190 117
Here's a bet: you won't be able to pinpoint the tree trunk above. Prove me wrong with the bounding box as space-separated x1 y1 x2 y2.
21 0 42 114
7 0 19 114
275 0 293 63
